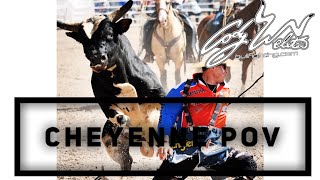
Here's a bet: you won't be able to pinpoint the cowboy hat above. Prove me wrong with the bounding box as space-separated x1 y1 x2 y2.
193 52 233 70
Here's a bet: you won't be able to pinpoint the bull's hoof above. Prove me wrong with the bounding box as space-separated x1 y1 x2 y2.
116 114 130 126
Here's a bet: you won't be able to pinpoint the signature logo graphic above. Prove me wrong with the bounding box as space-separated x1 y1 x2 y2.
200 0 315 68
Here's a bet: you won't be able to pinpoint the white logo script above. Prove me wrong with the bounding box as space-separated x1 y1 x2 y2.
200 0 315 68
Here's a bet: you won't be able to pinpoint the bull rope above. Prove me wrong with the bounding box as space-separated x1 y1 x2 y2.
236 72 264 99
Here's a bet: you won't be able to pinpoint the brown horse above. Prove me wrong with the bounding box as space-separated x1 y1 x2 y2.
197 0 261 92
151 0 186 91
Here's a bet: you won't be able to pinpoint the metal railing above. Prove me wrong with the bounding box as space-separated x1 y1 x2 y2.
93 0 220 25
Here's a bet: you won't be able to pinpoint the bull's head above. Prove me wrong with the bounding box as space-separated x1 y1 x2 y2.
57 0 133 73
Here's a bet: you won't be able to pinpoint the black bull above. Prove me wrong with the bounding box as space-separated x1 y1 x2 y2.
57 0 165 170
57 0 257 175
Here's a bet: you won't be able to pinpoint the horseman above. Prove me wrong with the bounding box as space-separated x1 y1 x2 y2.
141 0 197 63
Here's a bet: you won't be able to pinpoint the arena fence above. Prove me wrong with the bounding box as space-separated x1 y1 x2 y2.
93 0 220 25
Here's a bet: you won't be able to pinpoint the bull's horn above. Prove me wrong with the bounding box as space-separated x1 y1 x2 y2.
107 0 133 22
57 21 81 32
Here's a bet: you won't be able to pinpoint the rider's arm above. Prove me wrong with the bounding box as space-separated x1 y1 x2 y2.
158 82 186 136
157 82 186 160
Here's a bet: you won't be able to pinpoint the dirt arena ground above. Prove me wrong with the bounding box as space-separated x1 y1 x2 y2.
57 20 264 180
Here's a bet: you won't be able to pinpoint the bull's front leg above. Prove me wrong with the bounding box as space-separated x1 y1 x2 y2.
101 104 133 170
101 120 133 170
100 83 139 170
115 83 161 158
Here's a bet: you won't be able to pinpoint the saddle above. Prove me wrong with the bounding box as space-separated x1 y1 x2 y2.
205 4 238 34
205 11 224 33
